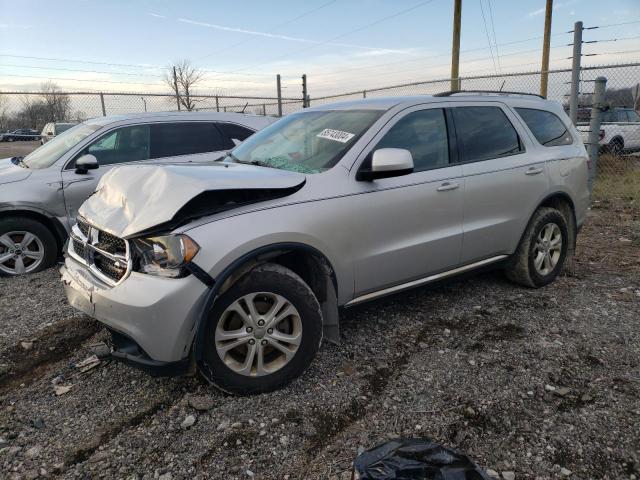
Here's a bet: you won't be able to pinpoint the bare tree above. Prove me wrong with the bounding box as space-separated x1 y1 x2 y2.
164 59 205 111
40 81 71 122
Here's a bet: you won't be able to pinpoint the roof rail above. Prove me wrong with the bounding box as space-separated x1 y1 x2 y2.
434 90 545 99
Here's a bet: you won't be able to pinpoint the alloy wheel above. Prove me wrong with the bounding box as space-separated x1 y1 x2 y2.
532 223 562 276
0 231 45 275
215 292 302 377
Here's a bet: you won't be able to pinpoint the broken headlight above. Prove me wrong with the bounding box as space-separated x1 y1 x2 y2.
131 234 200 278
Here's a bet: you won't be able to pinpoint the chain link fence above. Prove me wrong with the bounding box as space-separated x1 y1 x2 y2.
1 62 638 200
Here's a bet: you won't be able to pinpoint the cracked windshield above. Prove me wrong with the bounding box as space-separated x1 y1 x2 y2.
229 109 383 173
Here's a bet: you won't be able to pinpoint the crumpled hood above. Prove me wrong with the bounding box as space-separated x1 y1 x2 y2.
0 157 32 186
79 163 306 238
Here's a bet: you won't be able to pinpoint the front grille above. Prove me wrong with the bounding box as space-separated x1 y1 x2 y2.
94 255 127 282
97 230 126 254
77 218 90 238
72 239 87 259
70 221 130 286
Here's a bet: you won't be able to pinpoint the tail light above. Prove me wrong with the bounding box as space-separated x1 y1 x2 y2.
599 129 605 141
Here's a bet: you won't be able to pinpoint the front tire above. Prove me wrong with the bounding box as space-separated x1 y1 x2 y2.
199 263 323 395
0 217 58 276
505 207 569 288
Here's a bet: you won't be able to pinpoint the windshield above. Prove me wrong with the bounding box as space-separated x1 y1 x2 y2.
230 109 383 173
23 123 101 169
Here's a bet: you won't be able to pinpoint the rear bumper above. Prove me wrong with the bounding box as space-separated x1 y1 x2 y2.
60 254 209 363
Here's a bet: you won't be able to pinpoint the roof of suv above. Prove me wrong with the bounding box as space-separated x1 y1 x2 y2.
84 111 273 128
310 93 561 112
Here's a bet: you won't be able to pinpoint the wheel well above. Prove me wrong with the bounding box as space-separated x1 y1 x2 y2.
0 210 67 253
538 194 577 252
610 136 624 147
217 247 336 306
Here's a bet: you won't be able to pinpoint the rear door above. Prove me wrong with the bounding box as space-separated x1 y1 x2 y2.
350 105 465 296
453 103 548 264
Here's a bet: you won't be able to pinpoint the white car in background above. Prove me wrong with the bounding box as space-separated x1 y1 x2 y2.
577 107 640 154
41 122 77 144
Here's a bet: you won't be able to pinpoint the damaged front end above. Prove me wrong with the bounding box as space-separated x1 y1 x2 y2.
61 162 308 375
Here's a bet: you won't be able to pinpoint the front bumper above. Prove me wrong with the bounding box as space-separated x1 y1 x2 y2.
61 254 209 364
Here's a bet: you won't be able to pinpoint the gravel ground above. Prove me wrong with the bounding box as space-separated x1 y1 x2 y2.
0 140 40 158
0 199 638 480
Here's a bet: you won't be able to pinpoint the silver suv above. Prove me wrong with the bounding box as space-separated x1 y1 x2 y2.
0 112 274 276
61 93 590 394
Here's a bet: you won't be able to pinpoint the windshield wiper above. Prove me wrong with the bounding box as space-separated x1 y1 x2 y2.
226 153 273 169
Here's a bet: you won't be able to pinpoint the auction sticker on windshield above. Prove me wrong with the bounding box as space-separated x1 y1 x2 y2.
317 128 355 143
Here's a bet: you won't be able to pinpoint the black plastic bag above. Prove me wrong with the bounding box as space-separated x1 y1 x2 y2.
353 438 490 480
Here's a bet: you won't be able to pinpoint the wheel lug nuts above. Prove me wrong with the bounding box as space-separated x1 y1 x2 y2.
257 320 265 326
246 327 253 333
248 339 255 345
267 328 273 334
261 340 267 346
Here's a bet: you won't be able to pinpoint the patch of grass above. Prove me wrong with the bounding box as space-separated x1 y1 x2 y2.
593 156 640 203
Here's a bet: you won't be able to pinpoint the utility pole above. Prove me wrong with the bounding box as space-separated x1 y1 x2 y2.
173 66 181 111
540 0 553 98
569 21 583 125
450 0 462 91
302 74 308 108
276 74 283 117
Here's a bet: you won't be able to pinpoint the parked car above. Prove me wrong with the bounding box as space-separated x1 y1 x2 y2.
0 129 40 142
576 106 640 153
40 122 77 144
0 111 275 276
60 92 590 394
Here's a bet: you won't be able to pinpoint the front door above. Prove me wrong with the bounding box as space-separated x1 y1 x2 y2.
350 106 464 297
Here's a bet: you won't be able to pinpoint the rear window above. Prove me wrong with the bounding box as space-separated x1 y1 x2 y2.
150 122 224 159
452 106 523 162
515 108 573 147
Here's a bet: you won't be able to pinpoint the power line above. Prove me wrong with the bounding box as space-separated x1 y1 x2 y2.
478 0 498 73
0 73 163 87
486 0 502 72
197 0 338 61
306 31 571 78
589 19 640 29
0 63 164 78
0 53 276 78
209 0 438 77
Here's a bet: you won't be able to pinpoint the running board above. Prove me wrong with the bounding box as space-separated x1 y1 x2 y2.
345 255 509 307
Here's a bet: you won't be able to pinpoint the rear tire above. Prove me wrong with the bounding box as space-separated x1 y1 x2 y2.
0 217 58 277
199 263 323 395
505 207 569 288
609 138 624 155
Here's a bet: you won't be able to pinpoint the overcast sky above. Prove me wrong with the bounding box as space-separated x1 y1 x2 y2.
1 0 639 97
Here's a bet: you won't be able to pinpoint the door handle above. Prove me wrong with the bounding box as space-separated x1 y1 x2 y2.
525 167 544 175
437 181 460 192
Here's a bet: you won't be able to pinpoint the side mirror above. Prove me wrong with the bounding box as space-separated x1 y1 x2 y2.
357 148 414 181
75 154 99 174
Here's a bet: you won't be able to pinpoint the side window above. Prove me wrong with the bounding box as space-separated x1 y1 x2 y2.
217 123 255 149
515 107 573 147
85 124 150 166
601 111 613 123
374 109 449 172
452 106 522 162
627 110 640 122
150 122 224 159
